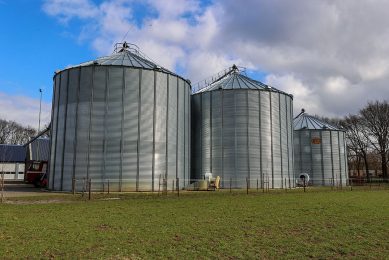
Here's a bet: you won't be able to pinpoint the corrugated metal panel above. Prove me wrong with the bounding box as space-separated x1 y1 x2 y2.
62 68 79 190
167 75 177 187
222 91 235 186
122 68 139 191
154 72 167 190
53 70 68 190
177 79 185 186
88 66 106 190
271 92 281 188
260 92 272 186
211 91 223 180
248 91 260 184
74 66 92 190
201 92 211 175
185 82 190 186
104 67 123 191
139 70 154 191
49 75 60 189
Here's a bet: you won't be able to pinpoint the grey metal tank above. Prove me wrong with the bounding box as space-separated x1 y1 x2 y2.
49 43 191 191
293 111 348 186
191 66 295 189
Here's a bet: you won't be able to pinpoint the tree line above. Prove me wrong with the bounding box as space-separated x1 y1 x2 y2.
322 100 389 181
0 119 38 145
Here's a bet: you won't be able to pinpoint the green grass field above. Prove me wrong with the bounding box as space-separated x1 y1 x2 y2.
1 189 388 259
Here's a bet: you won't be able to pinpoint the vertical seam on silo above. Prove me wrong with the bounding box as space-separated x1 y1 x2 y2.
120 67 125 191
279 93 283 188
210 91 213 174
290 97 294 187
152 71 156 192
51 74 61 189
338 131 342 186
166 75 169 186
72 67 81 183
259 91 262 188
269 92 274 188
246 91 250 187
285 95 290 188
136 69 142 192
299 131 303 178
330 131 334 184
87 67 94 182
320 131 325 185
221 90 224 187
234 92 237 187
103 67 108 184
200 93 203 178
344 132 348 184
48 73 57 189
176 78 179 181
183 82 186 184
60 70 70 191
309 131 313 184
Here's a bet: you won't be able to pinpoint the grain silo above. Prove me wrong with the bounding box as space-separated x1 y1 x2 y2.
191 66 294 189
49 43 191 191
293 110 348 186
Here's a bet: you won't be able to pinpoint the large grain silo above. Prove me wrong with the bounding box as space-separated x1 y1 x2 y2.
191 66 294 189
293 111 348 186
49 43 191 191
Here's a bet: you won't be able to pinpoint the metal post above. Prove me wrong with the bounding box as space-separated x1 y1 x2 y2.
256 178 259 192
177 178 179 197
1 172 4 203
158 174 161 196
72 178 76 195
172 180 175 193
107 179 110 194
246 177 249 195
303 178 306 193
88 178 91 200
285 178 287 192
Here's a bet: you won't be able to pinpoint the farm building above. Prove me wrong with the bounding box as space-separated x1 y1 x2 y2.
293 111 348 186
191 66 295 189
49 43 191 191
0 144 26 180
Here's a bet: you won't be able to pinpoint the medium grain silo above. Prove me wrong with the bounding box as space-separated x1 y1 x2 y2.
191 66 294 189
49 43 191 191
293 111 348 186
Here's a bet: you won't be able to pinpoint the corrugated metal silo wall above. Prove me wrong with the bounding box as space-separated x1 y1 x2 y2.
48 66 191 191
293 130 348 186
191 89 294 188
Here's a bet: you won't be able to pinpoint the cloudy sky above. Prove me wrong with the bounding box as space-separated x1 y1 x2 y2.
1 0 389 128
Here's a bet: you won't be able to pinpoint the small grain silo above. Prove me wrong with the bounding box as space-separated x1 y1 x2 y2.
293 110 348 186
191 66 294 189
49 43 191 191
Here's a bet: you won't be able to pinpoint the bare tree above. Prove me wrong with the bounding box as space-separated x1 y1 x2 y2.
340 115 371 180
360 101 389 181
0 119 37 145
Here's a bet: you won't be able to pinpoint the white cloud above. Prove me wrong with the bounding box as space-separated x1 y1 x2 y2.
43 0 389 117
0 92 51 129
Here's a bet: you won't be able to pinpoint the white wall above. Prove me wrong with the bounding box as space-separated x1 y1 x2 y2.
0 163 25 180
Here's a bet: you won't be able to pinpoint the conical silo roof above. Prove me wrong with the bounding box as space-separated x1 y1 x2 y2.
56 42 188 82
294 113 340 131
195 66 290 96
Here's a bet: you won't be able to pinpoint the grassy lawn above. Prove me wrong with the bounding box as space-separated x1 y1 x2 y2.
0 189 388 259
